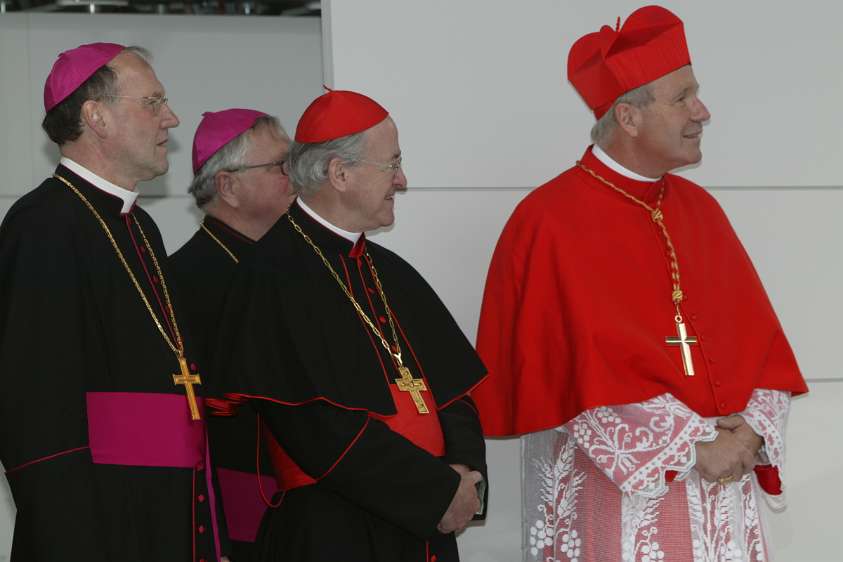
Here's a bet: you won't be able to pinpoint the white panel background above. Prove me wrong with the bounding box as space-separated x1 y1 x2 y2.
328 0 843 189
2 2 843 561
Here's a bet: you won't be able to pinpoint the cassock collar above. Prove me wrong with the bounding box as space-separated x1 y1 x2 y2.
592 145 660 183
289 199 366 258
59 157 138 214
580 146 666 206
296 198 362 244
54 163 129 217
202 215 255 255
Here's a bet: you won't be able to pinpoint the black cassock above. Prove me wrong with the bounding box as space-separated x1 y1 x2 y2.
171 216 276 562
0 166 218 562
212 201 488 562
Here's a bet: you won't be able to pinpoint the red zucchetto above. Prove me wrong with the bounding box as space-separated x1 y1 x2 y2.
567 5 690 119
43 42 125 112
294 89 389 143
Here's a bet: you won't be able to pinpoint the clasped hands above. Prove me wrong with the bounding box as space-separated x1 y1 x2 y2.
694 414 764 485
437 463 483 535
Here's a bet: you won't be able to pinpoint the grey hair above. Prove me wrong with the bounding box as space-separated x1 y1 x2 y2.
287 132 366 197
188 115 287 208
124 45 152 62
590 83 655 145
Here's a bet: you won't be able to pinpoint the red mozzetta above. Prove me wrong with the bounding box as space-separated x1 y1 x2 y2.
473 147 808 436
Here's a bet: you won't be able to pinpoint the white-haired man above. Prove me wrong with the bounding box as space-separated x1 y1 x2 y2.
209 89 488 562
170 108 294 560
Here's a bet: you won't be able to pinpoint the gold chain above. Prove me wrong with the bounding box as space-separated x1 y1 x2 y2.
285 213 408 366
577 162 686 318
55 174 185 357
201 223 239 264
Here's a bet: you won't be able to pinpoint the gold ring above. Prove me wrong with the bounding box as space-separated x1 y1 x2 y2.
718 475 734 485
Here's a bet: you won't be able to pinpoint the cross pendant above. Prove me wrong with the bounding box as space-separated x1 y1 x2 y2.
665 321 698 377
394 365 430 414
172 356 203 420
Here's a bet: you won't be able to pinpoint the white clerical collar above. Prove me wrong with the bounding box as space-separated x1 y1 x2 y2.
296 198 362 244
60 157 138 214
592 145 660 183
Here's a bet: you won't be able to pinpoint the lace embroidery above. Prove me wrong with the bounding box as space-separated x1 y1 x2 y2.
686 473 767 562
622 492 667 562
528 433 586 561
569 394 717 498
739 389 790 473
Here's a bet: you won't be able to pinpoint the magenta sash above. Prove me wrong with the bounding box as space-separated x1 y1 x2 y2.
217 467 278 542
86 392 205 467
86 391 222 560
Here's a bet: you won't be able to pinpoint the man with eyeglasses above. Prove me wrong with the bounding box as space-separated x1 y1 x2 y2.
169 108 293 561
207 89 488 561
0 43 225 561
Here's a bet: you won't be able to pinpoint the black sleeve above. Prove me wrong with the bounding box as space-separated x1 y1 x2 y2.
438 396 488 518
256 400 460 539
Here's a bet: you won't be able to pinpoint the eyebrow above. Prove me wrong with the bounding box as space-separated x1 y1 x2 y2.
675 84 698 100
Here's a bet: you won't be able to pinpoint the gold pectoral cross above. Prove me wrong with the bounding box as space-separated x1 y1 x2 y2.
172 356 203 420
395 365 430 414
665 319 698 377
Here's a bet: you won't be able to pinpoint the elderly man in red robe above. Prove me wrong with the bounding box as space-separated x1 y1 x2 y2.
472 6 808 562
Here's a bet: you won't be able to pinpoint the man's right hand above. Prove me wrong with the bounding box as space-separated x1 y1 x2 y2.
694 426 759 483
437 468 483 534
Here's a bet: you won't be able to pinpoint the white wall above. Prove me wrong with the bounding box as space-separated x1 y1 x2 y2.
322 1 843 561
2 2 843 561
0 13 323 560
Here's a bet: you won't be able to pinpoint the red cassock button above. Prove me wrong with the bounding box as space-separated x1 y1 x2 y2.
367 287 376 295
714 380 722 388
719 402 727 409
378 315 387 324
198 525 205 534
197 494 205 503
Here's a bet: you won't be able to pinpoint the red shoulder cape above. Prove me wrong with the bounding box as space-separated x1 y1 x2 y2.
473 147 808 436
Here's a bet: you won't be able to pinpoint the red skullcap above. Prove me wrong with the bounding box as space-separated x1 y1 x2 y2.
192 108 268 174
43 42 125 112
294 90 389 143
567 5 690 119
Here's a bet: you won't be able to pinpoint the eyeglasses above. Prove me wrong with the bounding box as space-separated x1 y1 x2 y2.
107 94 170 115
225 160 288 176
353 155 403 173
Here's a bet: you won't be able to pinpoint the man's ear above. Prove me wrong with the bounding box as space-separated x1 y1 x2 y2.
327 157 351 193
215 171 240 208
614 102 643 138
80 100 109 139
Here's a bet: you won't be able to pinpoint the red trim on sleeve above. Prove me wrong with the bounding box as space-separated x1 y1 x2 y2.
225 393 370 413
318 416 370 480
4 446 90 476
